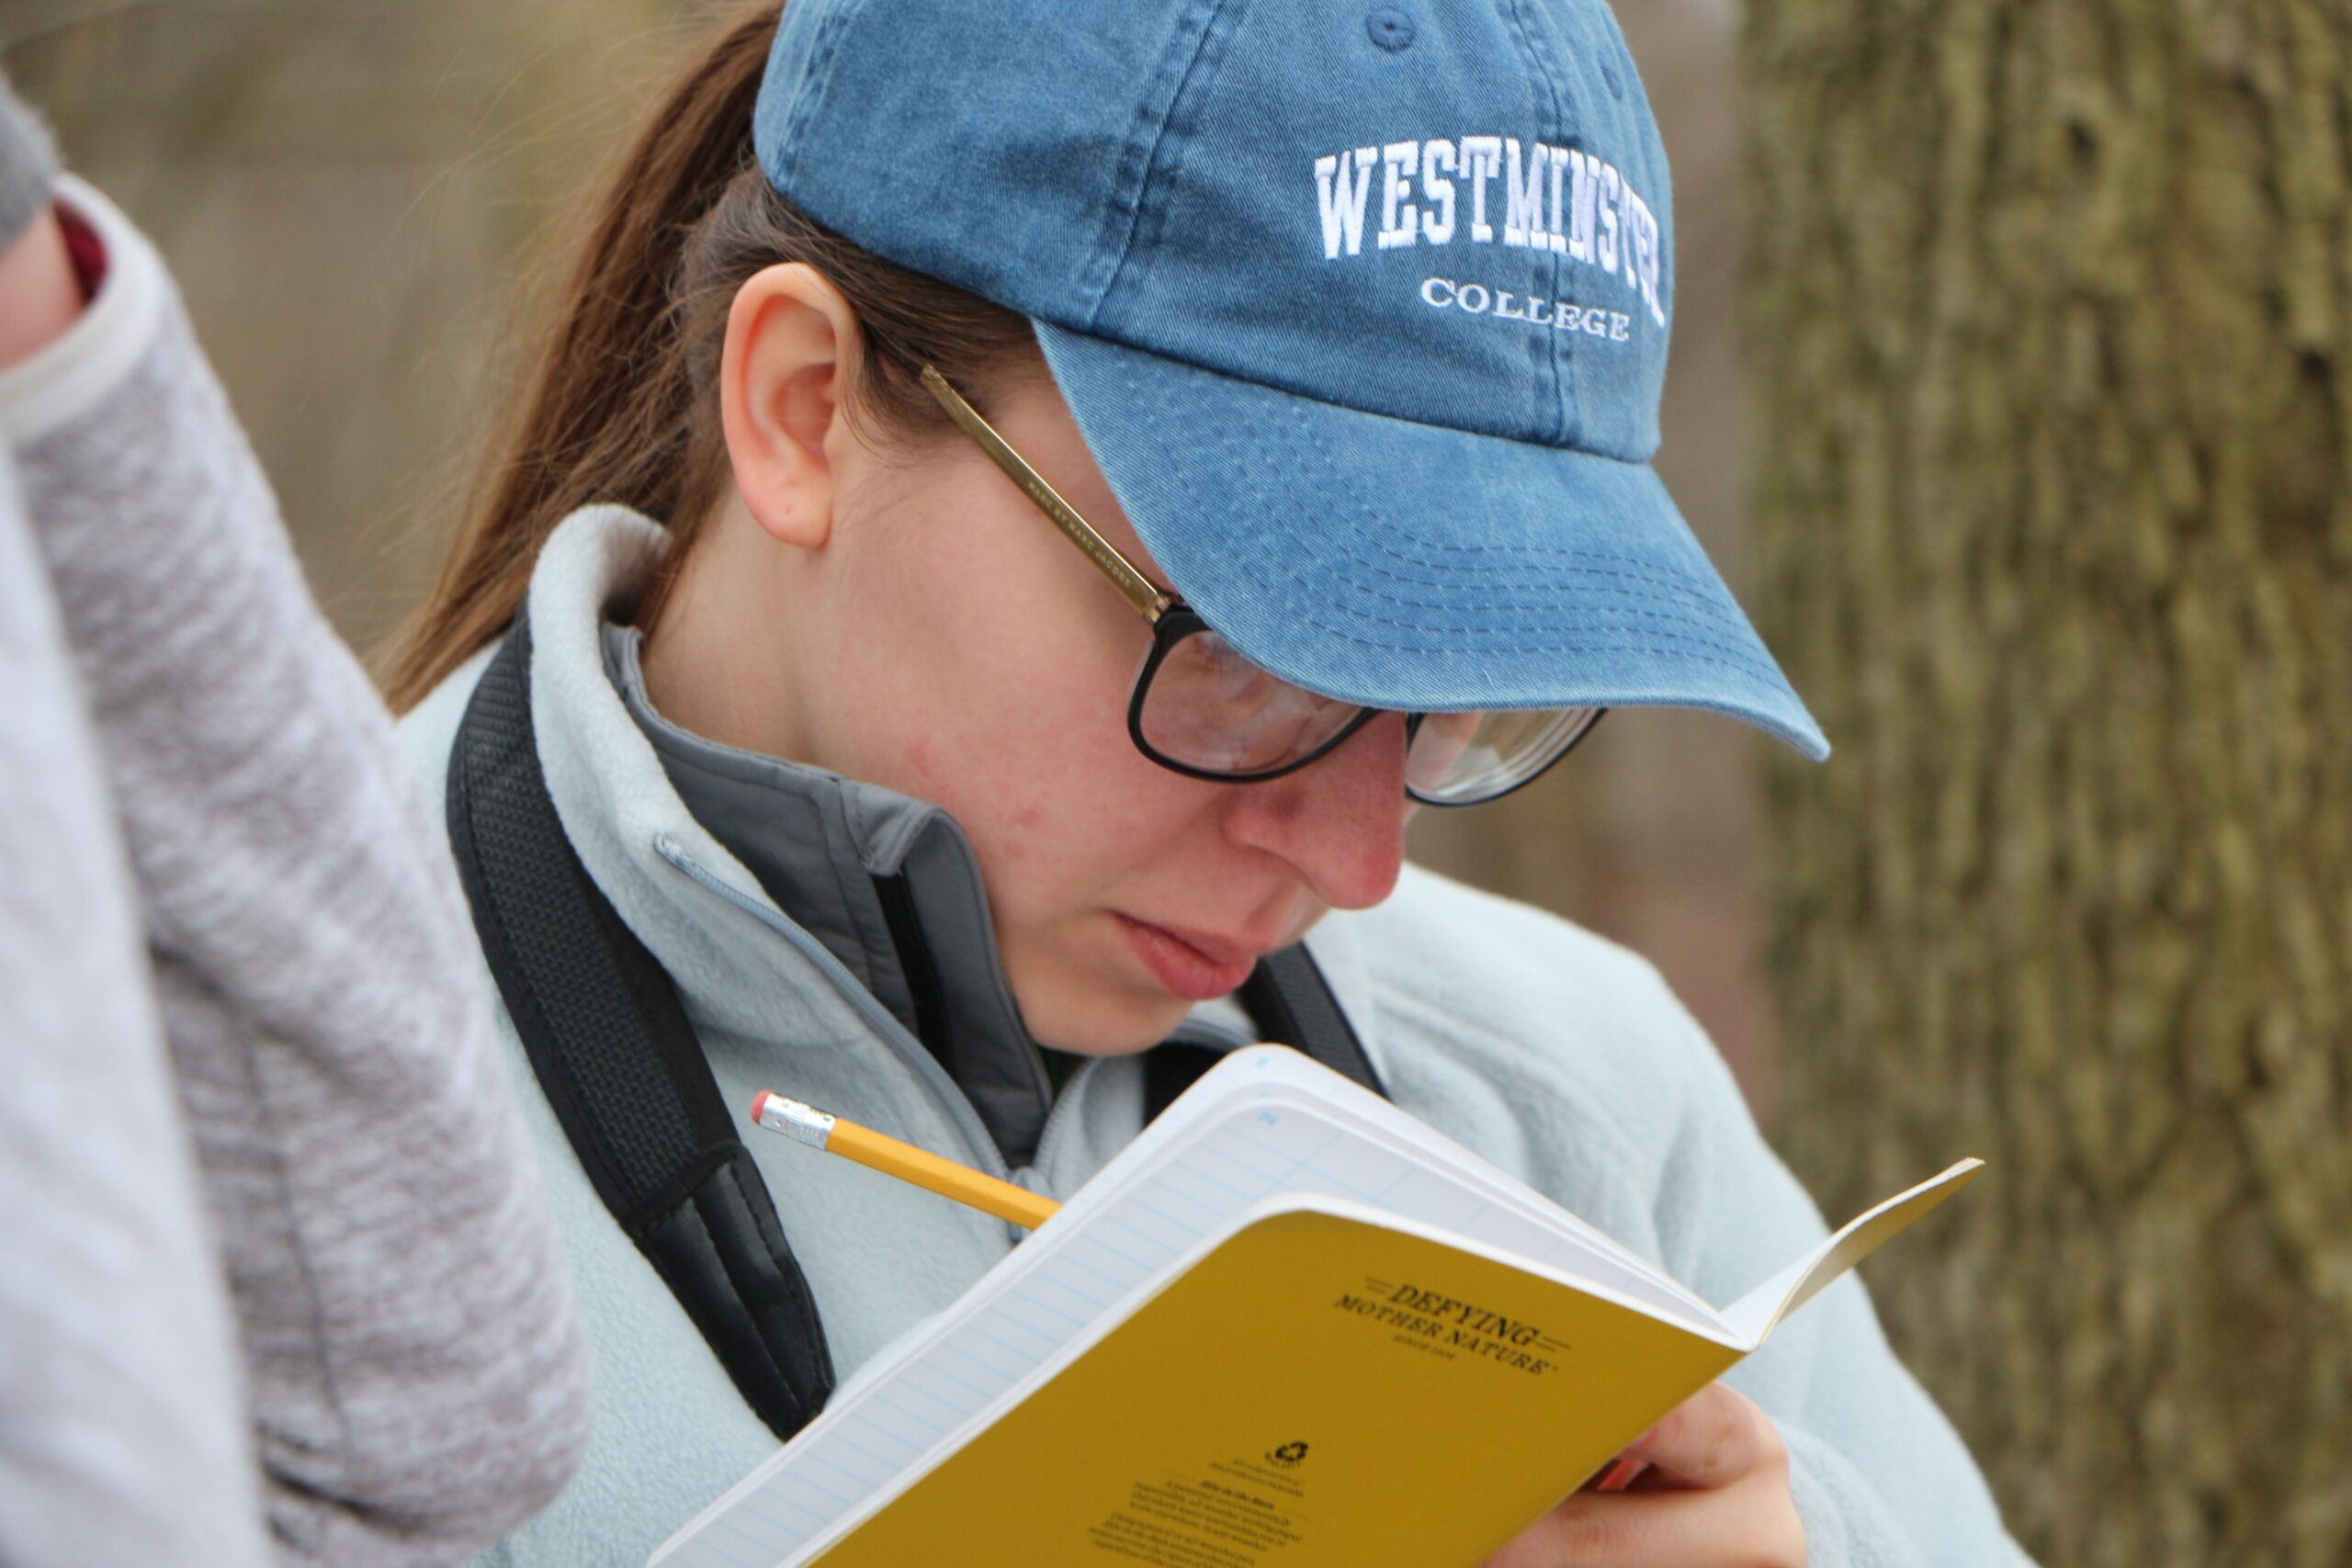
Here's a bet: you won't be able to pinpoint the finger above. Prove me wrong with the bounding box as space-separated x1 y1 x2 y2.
1481 1472 1804 1568
1590 1455 1647 1491
1620 1381 1778 1491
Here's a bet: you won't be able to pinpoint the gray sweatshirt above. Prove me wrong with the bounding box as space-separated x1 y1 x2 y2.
0 118 594 1568
0 417 274 1568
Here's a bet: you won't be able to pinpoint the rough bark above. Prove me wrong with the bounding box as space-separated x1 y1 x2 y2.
1744 4 2352 1564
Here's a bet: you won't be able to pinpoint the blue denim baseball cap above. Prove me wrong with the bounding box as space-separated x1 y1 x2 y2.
752 0 1828 760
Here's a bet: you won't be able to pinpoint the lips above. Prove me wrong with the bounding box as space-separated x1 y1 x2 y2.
1112 913 1263 1001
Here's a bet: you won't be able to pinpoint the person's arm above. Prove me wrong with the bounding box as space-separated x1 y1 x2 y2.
0 92 78 363
0 84 594 1566
1475 986 2032 1567
0 443 272 1568
0 206 77 359
1644 997 2040 1567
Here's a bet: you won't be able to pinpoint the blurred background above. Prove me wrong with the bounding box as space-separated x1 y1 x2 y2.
7 2 2346 1564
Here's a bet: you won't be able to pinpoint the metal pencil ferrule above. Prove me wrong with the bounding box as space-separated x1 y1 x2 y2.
753 1092 837 1150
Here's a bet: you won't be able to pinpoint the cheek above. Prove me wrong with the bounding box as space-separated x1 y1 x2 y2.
927 659 1177 896
839 568 1179 904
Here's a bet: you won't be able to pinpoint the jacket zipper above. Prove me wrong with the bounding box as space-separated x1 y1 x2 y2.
653 833 1014 1183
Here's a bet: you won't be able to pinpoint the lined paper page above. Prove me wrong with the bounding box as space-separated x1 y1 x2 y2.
652 1051 1710 1568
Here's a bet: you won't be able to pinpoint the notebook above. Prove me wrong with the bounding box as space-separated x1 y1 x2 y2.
651 1045 1978 1567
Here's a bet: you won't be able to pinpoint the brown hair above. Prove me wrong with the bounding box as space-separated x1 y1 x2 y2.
382 3 1038 713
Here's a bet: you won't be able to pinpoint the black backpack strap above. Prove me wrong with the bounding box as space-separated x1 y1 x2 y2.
1144 944 1387 1122
1141 1043 1228 1125
446 622 835 1440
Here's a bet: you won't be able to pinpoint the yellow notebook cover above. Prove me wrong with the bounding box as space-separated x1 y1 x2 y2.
806 1201 1738 1567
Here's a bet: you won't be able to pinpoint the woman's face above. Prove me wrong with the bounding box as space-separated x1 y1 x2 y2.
647 265 1415 1054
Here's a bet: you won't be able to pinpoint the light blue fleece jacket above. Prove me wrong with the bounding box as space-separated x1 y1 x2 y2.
396 505 2034 1568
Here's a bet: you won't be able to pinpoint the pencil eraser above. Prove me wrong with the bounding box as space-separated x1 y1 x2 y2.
750 1090 770 1125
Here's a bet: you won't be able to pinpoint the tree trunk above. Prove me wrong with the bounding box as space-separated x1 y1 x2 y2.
1743 5 2352 1566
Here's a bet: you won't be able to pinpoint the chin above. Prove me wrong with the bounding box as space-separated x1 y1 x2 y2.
1022 987 1194 1058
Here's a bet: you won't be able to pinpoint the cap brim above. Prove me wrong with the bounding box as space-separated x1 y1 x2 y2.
1031 323 1830 761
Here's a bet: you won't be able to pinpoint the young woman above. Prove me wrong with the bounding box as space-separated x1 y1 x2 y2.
389 5 2031 1565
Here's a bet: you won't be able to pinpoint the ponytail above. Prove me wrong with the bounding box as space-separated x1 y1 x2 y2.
383 2 1035 713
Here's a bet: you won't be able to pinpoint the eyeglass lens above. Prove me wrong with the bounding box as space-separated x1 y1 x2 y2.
1136 625 1365 773
1136 621 1600 803
1403 705 1603 804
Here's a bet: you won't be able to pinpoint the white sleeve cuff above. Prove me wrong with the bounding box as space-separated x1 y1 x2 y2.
0 174 169 449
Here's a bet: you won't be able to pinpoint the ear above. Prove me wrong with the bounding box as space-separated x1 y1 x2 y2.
718 261 865 549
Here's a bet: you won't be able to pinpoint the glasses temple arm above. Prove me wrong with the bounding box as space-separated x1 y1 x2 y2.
919 365 1171 623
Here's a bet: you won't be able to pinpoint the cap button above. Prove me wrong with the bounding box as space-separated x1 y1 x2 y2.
1365 8 1416 52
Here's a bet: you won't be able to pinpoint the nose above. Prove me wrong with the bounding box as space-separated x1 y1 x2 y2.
1216 712 1412 911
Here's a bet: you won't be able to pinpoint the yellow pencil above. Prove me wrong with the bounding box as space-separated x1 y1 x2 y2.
749 1090 1063 1231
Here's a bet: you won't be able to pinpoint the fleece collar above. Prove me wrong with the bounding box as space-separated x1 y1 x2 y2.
603 623 1066 1164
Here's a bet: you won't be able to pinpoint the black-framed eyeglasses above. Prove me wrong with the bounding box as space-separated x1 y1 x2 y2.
917 364 1605 807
